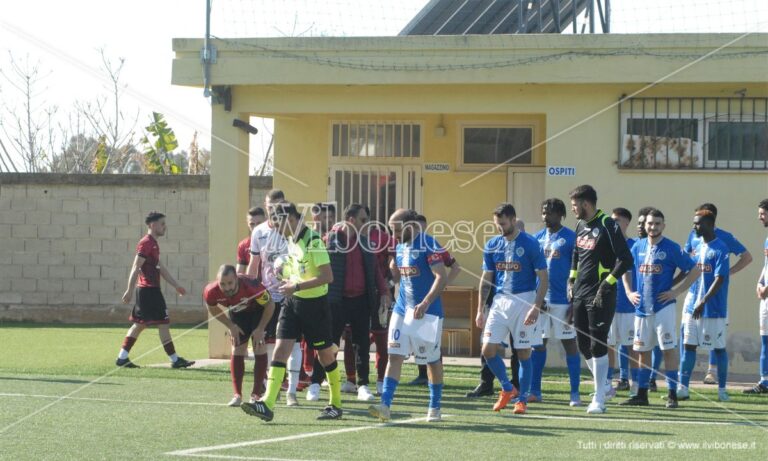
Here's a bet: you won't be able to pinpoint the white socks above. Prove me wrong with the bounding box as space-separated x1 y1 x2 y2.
169 353 178 363
118 349 129 360
286 342 302 393
593 355 609 404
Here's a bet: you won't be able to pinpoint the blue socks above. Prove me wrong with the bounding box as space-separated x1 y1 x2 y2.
760 335 768 386
428 382 443 409
518 357 532 403
665 369 678 392
530 348 547 397
709 349 717 367
381 377 399 407
681 348 696 388
651 346 662 380
631 367 639 385
486 353 513 392
566 353 581 394
714 348 728 390
607 366 615 383
638 367 652 389
619 345 630 380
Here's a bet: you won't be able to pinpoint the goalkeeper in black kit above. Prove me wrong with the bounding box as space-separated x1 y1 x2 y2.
568 185 633 415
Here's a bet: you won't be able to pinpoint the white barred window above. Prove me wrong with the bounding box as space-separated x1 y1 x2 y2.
331 121 421 158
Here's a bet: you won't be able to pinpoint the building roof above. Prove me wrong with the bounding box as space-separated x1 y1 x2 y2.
400 0 590 35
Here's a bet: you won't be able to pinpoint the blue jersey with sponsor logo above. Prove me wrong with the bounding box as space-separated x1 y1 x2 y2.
631 237 694 316
685 238 730 318
684 227 744 297
534 227 575 305
616 237 636 313
761 236 768 286
483 232 547 296
394 233 445 318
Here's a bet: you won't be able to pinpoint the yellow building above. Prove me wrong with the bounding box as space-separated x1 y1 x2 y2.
172 34 768 370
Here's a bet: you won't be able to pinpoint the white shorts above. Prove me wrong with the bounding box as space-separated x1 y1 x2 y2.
541 303 576 340
633 306 677 352
683 315 728 350
387 311 443 365
760 298 768 336
483 292 538 349
608 312 635 347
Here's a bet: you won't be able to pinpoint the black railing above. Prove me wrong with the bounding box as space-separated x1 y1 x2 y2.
617 96 767 170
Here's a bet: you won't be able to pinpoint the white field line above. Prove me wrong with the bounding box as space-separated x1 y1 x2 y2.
518 413 765 427
169 456 328 461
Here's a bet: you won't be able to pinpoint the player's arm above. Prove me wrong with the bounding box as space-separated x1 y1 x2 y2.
413 262 446 319
692 276 724 319
605 220 634 284
729 250 752 276
206 302 244 341
388 256 400 284
525 268 547 325
446 258 461 285
477 270 495 328
568 229 580 300
246 229 262 277
158 260 186 296
659 266 701 303
121 254 145 304
758 273 768 300
279 263 333 297
622 270 640 306
251 295 275 344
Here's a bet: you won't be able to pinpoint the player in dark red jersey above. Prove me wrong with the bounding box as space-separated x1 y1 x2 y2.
116 211 194 369
236 207 266 274
204 265 275 406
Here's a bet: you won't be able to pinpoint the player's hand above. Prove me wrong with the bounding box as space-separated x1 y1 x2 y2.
175 285 187 297
565 304 574 325
524 306 540 326
657 290 677 303
567 279 575 301
121 290 133 304
278 282 298 297
251 328 266 346
692 302 705 320
378 296 390 324
413 301 428 319
757 284 768 300
628 291 641 306
475 309 486 329
229 325 245 346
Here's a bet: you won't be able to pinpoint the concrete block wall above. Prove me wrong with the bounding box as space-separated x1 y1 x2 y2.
0 174 272 323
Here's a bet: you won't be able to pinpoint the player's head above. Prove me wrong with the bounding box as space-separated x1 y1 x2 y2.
493 203 517 237
636 206 655 238
693 210 716 237
541 198 566 229
759 199 768 228
264 190 286 222
645 209 665 239
271 202 302 237
247 207 266 231
415 214 427 232
344 203 369 234
569 185 597 220
216 264 239 296
145 211 166 236
696 203 718 222
388 208 418 243
311 202 336 234
611 207 632 236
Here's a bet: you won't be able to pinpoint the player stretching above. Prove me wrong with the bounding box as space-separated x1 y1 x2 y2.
568 185 633 414
204 265 274 406
477 204 547 415
368 209 448 422
744 199 768 394
116 211 194 369
679 210 731 401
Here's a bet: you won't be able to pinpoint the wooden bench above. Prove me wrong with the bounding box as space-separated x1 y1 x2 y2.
440 286 481 357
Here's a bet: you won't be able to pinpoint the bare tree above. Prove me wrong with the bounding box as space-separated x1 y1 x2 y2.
75 48 139 173
0 52 56 172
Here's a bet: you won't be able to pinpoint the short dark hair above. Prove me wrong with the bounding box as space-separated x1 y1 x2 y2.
696 203 718 218
415 214 427 224
612 207 632 222
217 264 237 278
541 198 566 217
145 211 165 225
266 189 285 202
760 199 768 211
695 209 716 226
569 185 597 205
248 206 265 217
311 202 336 216
493 203 516 219
344 203 366 220
273 202 301 219
637 206 656 218
647 209 665 221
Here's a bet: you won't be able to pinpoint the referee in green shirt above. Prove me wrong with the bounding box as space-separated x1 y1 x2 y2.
242 202 343 421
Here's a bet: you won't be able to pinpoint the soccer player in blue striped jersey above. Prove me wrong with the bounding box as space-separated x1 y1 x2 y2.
530 198 581 406
477 203 548 415
619 209 698 408
679 210 731 401
607 208 636 398
681 203 752 385
369 209 448 423
744 199 768 394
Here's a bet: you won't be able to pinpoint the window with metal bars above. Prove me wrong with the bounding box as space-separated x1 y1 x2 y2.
618 97 767 170
331 121 421 158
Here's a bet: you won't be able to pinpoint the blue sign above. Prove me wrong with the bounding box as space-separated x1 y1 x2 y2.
547 166 576 177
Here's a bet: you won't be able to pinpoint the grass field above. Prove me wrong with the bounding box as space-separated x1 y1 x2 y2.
1 323 767 461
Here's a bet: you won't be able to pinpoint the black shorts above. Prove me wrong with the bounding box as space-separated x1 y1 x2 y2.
277 295 333 350
230 308 264 345
130 287 169 325
265 299 283 342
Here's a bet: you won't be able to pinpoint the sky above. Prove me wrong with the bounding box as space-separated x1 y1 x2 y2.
1 0 766 173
